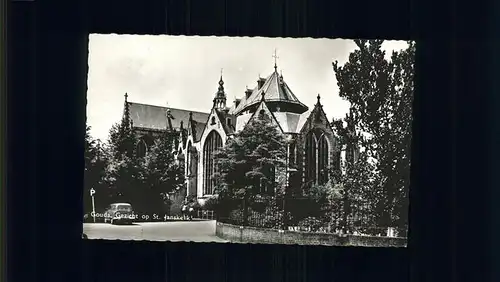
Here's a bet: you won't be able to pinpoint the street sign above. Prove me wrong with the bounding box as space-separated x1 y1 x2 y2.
90 188 96 223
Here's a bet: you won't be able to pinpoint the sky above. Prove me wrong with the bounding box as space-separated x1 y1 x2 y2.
87 35 409 142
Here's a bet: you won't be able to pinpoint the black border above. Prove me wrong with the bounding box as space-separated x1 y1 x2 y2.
7 0 477 281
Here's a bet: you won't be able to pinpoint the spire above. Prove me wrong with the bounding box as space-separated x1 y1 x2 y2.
122 92 131 129
317 94 321 105
213 69 227 109
218 68 224 92
272 48 279 72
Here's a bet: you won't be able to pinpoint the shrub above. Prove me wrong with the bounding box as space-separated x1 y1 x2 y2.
250 194 274 213
228 209 245 225
297 217 324 232
256 205 284 229
202 196 219 211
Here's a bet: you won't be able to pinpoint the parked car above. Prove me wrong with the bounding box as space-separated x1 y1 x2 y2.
103 203 136 225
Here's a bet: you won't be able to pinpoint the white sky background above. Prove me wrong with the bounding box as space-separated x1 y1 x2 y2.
87 35 409 142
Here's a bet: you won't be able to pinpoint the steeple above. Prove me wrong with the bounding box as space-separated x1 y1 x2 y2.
315 94 323 122
122 92 132 129
213 69 227 109
272 48 279 72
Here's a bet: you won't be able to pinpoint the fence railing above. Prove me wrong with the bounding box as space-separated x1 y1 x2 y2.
196 210 215 220
216 196 407 238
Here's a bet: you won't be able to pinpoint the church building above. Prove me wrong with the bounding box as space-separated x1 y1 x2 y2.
123 60 346 204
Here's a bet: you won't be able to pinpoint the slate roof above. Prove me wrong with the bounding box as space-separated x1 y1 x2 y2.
235 113 253 132
127 102 209 131
234 105 313 134
215 109 236 134
231 70 308 115
189 119 206 142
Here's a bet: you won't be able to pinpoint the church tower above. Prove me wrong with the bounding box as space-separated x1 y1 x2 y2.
230 50 308 120
213 70 227 110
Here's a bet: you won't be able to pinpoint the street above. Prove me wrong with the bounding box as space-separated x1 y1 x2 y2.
83 220 229 243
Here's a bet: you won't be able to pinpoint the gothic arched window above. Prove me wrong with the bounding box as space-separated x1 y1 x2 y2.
203 130 223 195
186 141 192 176
304 129 330 185
304 132 317 185
136 139 147 158
317 134 329 185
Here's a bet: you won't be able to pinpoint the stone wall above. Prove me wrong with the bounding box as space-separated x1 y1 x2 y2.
216 222 407 247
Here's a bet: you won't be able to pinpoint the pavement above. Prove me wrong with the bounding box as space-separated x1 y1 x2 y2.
83 220 229 243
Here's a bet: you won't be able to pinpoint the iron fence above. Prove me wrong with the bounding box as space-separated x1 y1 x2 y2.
217 196 407 238
196 210 215 220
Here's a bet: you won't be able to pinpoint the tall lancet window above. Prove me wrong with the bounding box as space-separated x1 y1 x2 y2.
317 134 329 185
304 132 317 185
203 130 223 195
304 130 330 186
136 139 147 158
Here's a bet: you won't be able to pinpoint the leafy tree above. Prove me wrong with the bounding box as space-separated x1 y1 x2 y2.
105 113 143 205
330 108 381 234
214 113 287 199
332 40 415 228
84 126 109 212
213 113 287 223
296 180 343 226
336 152 380 234
142 131 185 213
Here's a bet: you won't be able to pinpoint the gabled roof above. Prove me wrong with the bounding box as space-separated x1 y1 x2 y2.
127 102 209 131
188 119 206 142
231 70 308 115
296 97 334 134
234 104 311 134
295 110 312 133
235 113 253 132
243 100 284 133
214 109 235 135
273 112 303 133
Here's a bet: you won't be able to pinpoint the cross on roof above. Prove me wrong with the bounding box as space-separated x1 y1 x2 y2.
272 48 279 70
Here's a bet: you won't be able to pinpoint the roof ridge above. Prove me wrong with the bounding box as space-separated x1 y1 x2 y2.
128 101 210 115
